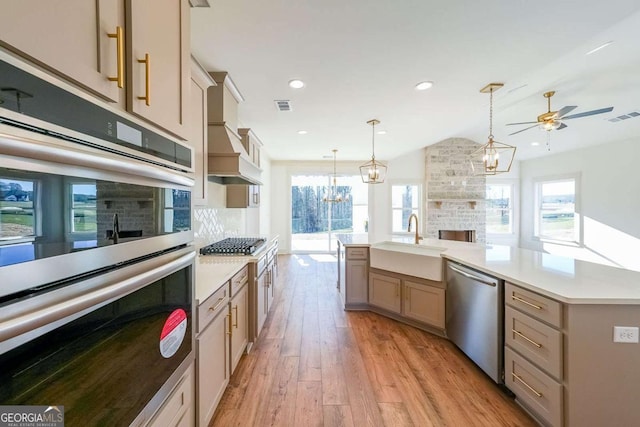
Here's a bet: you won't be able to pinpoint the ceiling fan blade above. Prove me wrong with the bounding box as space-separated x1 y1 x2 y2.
508 124 539 136
506 121 538 126
556 105 577 118
556 123 568 130
562 107 614 120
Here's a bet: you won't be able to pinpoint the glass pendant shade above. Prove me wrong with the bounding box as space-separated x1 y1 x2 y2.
470 83 516 175
360 119 387 184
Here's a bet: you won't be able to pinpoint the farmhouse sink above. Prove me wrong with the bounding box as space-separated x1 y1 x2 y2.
369 241 446 281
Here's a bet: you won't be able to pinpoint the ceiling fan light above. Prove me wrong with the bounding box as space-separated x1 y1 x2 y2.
540 120 561 131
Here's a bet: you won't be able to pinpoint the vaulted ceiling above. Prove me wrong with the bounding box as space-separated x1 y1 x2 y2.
191 1 640 162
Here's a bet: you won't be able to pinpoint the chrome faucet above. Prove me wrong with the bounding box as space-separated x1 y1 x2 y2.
407 213 423 245
112 213 120 244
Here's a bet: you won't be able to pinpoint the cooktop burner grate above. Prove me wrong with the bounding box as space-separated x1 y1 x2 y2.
199 237 266 256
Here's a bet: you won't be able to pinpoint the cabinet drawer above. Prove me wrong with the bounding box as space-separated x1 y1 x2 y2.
346 247 368 260
197 283 229 333
506 282 562 327
505 347 562 427
148 365 193 427
505 306 563 380
231 265 249 296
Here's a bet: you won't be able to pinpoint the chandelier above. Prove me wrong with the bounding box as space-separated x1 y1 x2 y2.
323 149 347 203
359 119 387 184
470 83 516 175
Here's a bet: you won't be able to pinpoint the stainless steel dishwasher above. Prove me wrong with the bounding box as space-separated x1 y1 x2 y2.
446 260 504 383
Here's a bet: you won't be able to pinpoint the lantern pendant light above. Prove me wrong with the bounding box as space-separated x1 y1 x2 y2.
360 119 388 184
323 149 346 203
470 83 516 175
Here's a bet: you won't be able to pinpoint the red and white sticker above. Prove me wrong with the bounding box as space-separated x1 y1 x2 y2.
159 309 187 358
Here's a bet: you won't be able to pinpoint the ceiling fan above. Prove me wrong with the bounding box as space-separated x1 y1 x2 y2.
506 91 613 136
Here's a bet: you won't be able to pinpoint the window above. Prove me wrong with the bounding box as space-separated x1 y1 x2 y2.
290 175 368 252
486 183 513 234
535 176 578 242
0 177 37 241
163 189 191 232
70 183 97 234
392 184 420 233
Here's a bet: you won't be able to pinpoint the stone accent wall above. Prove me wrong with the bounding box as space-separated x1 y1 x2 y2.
425 138 486 243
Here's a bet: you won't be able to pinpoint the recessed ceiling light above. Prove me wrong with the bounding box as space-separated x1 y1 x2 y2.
415 81 433 91
531 141 540 146
297 130 308 135
377 130 387 135
288 79 305 89
586 41 613 56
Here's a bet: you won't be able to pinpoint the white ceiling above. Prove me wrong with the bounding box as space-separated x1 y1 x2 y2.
191 0 640 162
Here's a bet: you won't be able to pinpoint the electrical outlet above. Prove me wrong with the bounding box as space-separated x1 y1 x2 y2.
613 326 639 343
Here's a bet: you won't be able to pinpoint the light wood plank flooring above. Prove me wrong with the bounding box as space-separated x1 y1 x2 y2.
211 254 536 427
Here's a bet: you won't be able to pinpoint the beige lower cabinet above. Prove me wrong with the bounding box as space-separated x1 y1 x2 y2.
197 283 230 427
230 283 248 374
147 363 194 427
403 280 445 328
369 272 402 314
367 269 446 332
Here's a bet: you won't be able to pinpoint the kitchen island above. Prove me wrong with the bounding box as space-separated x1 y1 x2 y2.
337 233 640 426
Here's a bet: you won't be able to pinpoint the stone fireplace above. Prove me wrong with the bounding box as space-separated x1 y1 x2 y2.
425 138 486 243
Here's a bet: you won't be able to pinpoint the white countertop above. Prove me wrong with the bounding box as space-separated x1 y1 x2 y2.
195 256 247 303
338 235 640 305
194 235 279 303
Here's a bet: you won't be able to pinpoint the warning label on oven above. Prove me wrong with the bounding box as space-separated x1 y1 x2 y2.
159 309 187 358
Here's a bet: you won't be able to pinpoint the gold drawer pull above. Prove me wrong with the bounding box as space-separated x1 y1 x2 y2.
226 313 232 336
208 296 225 312
512 295 542 310
107 26 124 88
137 53 151 105
233 305 239 328
512 373 543 397
512 329 542 348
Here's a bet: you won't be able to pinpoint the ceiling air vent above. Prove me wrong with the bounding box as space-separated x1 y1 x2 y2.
274 100 292 112
608 110 640 122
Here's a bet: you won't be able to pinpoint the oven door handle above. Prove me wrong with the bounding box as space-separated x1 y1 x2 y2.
0 249 195 346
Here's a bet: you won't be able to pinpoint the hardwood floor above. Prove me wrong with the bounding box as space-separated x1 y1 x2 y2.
210 254 537 427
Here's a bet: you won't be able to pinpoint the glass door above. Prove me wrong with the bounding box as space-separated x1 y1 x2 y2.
291 175 367 252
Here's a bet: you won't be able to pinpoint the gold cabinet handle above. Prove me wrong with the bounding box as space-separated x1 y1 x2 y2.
226 313 232 336
512 329 542 348
137 53 150 105
107 26 125 88
511 373 543 397
512 295 542 310
208 296 225 313
233 305 238 328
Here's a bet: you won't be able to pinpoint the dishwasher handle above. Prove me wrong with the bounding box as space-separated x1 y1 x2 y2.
448 264 497 287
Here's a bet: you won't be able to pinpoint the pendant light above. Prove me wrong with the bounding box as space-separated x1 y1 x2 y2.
470 83 516 175
323 149 347 203
360 119 387 184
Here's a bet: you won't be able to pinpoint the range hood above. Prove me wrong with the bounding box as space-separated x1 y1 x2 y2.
207 72 262 185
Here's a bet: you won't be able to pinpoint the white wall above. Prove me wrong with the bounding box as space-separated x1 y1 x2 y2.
369 149 425 242
520 138 640 271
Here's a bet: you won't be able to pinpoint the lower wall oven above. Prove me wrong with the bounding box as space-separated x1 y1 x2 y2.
0 246 195 426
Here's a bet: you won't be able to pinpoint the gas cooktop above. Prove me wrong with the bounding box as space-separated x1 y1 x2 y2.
199 237 266 256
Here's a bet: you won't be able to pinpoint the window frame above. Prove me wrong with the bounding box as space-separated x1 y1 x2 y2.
66 180 98 240
0 174 40 243
390 181 423 235
533 173 581 244
486 181 515 236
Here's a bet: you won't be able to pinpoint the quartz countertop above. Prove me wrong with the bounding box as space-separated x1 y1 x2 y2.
337 234 640 305
194 235 279 303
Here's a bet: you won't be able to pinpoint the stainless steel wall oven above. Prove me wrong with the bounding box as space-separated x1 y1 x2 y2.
0 49 195 426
